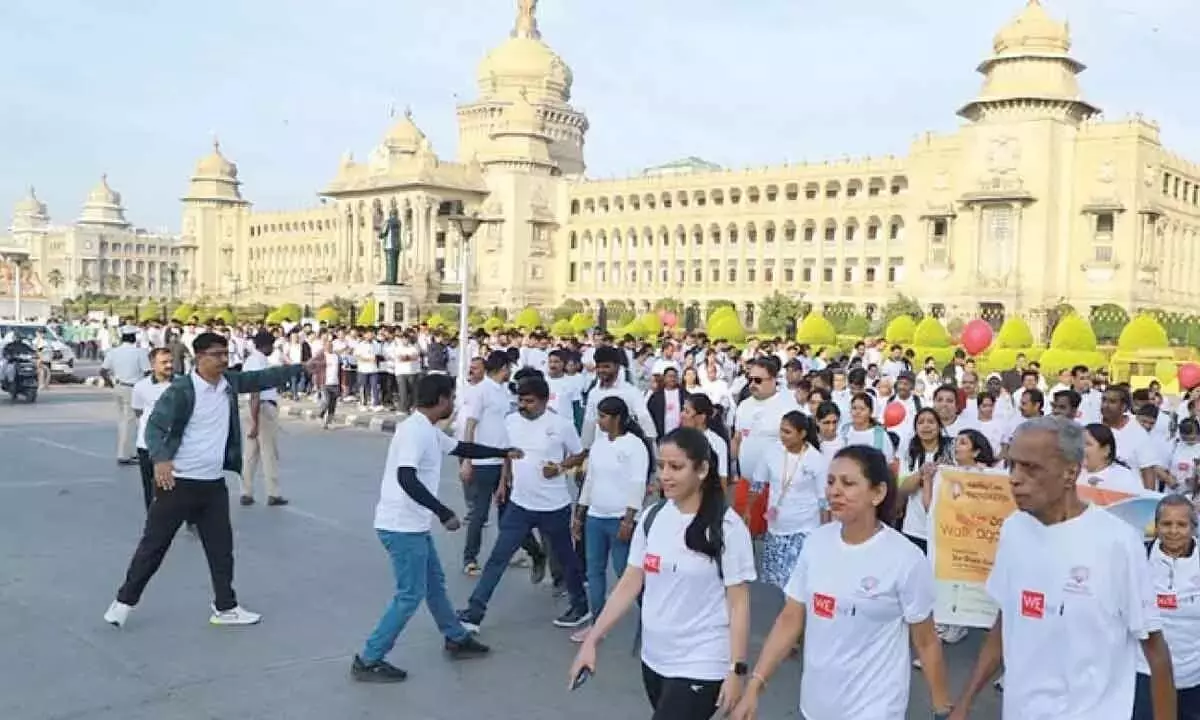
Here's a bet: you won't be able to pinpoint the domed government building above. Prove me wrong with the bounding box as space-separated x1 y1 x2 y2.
3 0 1198 327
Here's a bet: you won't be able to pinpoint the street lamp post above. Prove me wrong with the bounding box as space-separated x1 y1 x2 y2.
448 212 484 388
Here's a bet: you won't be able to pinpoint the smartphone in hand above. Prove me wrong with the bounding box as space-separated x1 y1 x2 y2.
570 667 592 691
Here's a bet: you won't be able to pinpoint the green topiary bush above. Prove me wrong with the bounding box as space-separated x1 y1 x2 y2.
276 303 303 323
483 316 504 333
315 306 341 325
1037 349 1109 375
1117 314 1169 352
138 302 163 323
514 307 542 331
171 303 195 323
843 315 870 337
709 314 746 343
995 317 1034 349
796 313 837 346
884 315 917 344
1048 313 1098 352
569 312 594 334
911 346 958 368
550 319 574 337
356 302 377 326
912 317 952 348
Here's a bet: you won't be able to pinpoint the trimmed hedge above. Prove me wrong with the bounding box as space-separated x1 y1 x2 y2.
315 306 341 325
569 312 594 334
550 319 573 337
709 313 747 343
514 307 542 331
884 315 917 344
912 346 957 368
1048 314 1098 352
1037 349 1109 375
995 317 1034 349
796 314 837 346
483 316 504 333
1117 314 1169 352
913 318 952 348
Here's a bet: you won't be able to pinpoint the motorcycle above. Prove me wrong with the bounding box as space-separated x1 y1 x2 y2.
0 348 39 402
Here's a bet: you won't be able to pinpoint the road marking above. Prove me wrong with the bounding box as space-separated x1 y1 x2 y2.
28 436 111 460
280 505 362 538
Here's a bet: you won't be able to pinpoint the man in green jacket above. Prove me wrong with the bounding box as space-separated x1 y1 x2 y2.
104 331 306 629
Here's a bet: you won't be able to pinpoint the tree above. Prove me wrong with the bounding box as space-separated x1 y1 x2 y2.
47 269 64 292
881 294 924 326
705 299 735 318
796 313 837 346
551 299 584 321
653 297 683 314
322 295 357 322
757 292 803 336
315 306 341 325
171 303 196 323
236 303 270 324
75 274 91 295
104 274 122 294
1090 303 1129 343
1117 314 1169 352
356 300 377 326
824 302 857 333
884 315 918 344
137 301 163 323
125 274 144 294
843 314 870 337
514 307 543 330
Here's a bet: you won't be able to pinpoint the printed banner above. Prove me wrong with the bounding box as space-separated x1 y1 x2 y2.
927 468 1017 629
928 468 1165 628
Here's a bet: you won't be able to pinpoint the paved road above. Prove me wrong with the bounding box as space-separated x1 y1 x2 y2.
0 386 1002 719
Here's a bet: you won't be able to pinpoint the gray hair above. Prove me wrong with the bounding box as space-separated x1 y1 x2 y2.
1155 494 1199 530
1010 415 1085 465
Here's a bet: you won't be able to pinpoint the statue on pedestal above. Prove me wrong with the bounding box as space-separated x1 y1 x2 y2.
379 208 404 285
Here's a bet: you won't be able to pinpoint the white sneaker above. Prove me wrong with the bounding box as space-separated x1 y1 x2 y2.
104 600 132 628
209 605 261 626
912 657 923 669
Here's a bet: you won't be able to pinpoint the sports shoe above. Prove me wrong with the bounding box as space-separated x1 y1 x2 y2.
209 605 261 626
351 655 407 683
444 634 490 659
463 562 481 577
553 606 592 629
104 600 132 628
455 609 482 633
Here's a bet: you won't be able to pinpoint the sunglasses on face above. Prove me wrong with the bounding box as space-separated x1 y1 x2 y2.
749 376 769 385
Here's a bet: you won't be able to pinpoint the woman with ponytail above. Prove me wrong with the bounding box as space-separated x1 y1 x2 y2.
681 393 731 489
570 427 756 719
571 396 654 642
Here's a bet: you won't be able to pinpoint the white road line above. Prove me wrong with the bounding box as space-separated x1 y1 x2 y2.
28 436 111 460
279 505 363 539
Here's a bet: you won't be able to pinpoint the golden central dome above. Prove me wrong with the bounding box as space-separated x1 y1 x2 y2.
477 1 573 103
194 138 238 180
993 0 1071 55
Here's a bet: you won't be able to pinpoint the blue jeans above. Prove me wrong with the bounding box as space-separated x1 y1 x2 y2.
466 503 587 620
361 530 468 663
358 371 380 406
584 515 630 617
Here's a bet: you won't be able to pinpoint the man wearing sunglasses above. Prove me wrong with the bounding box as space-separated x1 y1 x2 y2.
732 358 799 488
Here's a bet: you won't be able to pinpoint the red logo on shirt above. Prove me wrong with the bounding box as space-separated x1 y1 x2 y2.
1158 593 1179 611
644 554 661 574
812 593 836 619
1020 590 1046 619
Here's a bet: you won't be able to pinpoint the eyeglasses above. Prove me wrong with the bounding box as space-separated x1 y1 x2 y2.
749 376 769 385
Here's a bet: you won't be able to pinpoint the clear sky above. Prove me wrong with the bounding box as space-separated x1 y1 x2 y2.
0 0 1195 231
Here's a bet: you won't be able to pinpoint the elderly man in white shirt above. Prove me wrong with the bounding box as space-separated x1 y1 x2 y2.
101 326 152 465
241 331 286 507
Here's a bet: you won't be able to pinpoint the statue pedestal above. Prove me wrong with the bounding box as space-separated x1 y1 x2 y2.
375 284 417 325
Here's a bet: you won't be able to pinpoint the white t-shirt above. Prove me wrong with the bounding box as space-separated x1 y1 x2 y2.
241 349 277 402
753 445 828 537
1139 541 1200 688
1168 443 1200 491
841 425 895 464
734 392 799 481
703 429 729 480
1109 416 1155 472
582 432 649 518
374 412 458 533
172 374 231 480
130 376 169 450
900 446 942 540
1078 463 1145 496
630 504 757 681
546 374 581 422
355 339 379 374
787 522 933 720
505 410 582 512
662 390 683 435
462 377 512 467
987 507 1162 720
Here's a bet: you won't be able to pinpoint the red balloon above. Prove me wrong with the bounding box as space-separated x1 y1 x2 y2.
883 402 907 429
1179 363 1200 390
663 312 677 327
961 319 994 356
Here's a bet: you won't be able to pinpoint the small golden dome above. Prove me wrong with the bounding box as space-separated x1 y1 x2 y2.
993 0 1071 55
14 186 47 217
477 1 572 102
194 138 238 180
383 108 427 153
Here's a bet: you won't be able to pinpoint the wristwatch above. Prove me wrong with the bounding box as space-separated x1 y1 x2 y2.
731 661 748 677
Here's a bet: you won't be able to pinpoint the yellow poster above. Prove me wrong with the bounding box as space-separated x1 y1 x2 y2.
927 467 1017 628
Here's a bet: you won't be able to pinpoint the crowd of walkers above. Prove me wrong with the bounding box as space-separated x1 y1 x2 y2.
91 314 1200 718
